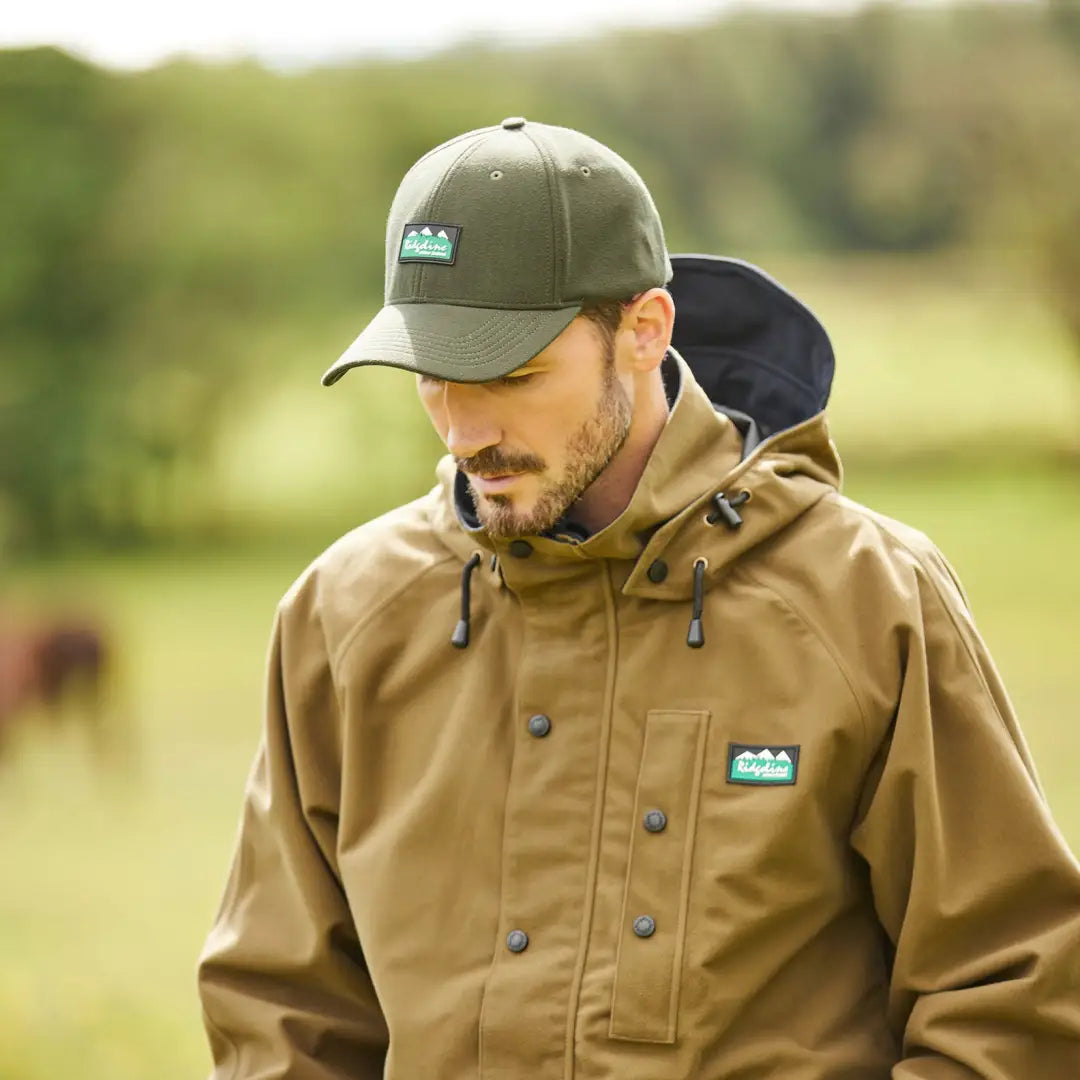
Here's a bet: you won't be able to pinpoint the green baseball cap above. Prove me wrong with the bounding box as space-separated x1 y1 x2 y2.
321 117 672 386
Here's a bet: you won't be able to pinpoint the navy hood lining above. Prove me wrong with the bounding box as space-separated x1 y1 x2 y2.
668 254 835 439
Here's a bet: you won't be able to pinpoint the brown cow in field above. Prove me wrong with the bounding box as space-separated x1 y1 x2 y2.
0 618 113 757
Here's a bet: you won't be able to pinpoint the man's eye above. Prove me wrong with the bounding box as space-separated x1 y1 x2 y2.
498 372 537 387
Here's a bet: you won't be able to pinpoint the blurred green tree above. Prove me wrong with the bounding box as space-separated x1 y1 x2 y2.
1 2 1078 552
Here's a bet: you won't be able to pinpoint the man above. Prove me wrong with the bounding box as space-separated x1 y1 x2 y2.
198 118 1080 1078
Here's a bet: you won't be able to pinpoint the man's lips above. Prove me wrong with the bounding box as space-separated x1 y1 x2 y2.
468 472 525 494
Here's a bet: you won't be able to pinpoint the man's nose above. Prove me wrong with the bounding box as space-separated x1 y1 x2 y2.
441 382 501 460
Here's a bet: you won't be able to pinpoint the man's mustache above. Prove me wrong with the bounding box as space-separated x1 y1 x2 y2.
456 447 545 477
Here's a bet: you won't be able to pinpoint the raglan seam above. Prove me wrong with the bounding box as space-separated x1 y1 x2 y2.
737 564 873 764
325 549 460 679
825 494 1014 741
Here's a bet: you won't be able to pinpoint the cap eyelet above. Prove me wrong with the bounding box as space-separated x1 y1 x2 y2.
490 170 503 180
580 165 591 177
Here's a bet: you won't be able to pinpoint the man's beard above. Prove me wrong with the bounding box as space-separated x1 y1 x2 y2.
458 358 632 540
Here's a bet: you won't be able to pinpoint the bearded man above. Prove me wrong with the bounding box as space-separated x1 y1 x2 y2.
198 119 1080 1078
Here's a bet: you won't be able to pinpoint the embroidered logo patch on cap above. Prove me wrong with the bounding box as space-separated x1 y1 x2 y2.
398 223 461 264
727 743 800 785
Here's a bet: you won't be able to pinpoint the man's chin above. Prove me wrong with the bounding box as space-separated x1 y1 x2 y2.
476 501 536 540
475 495 561 541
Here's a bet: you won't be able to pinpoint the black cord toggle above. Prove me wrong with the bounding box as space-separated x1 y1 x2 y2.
706 490 750 530
451 553 483 649
687 558 707 649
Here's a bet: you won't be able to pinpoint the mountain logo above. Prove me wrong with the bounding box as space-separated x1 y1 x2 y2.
726 743 800 785
398 222 461 264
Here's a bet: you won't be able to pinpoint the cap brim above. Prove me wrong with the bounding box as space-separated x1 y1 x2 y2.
322 302 582 386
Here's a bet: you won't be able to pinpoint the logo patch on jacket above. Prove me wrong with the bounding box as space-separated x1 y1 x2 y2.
399 223 460 264
727 743 800 785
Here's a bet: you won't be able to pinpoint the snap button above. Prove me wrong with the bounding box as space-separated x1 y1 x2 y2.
508 539 533 558
500 116 526 130
646 559 668 583
527 714 551 738
633 915 656 938
506 929 529 952
643 809 667 833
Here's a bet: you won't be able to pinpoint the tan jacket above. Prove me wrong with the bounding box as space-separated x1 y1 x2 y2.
200 337 1080 1076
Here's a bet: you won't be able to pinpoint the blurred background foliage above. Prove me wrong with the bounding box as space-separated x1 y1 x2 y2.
2 1 1079 552
3 4 1080 1079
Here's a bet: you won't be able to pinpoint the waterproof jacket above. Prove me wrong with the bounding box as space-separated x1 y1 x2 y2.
199 257 1080 1079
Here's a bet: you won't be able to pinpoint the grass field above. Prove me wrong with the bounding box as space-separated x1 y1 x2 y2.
1 256 1079 1079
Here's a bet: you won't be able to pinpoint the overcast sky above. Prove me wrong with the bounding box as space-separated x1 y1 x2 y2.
1 0 981 70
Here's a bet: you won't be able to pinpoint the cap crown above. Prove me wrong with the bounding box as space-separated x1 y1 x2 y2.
385 119 672 310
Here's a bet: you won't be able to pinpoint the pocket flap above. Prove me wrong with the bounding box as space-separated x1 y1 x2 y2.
610 709 709 1044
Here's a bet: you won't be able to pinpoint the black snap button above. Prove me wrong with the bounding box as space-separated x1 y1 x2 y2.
643 809 667 833
527 714 551 738
506 929 529 952
508 539 533 558
633 915 656 938
501 116 526 130
646 559 668 583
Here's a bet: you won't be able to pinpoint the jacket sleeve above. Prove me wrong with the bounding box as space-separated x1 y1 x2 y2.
850 545 1080 1078
198 598 388 1079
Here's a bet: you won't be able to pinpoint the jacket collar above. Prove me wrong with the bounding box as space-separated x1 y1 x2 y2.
431 347 840 600
429 255 844 600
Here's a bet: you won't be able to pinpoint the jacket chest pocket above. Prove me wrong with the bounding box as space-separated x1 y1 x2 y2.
610 709 709 1044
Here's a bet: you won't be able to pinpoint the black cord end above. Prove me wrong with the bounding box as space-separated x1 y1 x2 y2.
687 618 704 649
708 494 744 530
451 619 469 649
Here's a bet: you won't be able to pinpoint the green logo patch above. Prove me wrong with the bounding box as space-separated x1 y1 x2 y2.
727 743 799 785
399 223 460 264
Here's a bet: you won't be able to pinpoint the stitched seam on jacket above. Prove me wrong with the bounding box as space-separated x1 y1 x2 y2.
736 565 872 765
826 496 1016 742
563 560 620 1077
314 596 347 743
329 551 460 677
477 706 520 1074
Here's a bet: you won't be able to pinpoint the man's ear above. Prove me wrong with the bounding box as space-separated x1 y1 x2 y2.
621 288 675 373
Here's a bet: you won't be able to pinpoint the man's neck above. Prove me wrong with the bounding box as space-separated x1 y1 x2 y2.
569 370 672 534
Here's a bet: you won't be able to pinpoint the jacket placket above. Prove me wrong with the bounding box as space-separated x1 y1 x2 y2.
477 556 619 1079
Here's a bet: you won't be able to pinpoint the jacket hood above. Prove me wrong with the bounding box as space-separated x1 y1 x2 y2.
430 256 843 601
670 254 835 441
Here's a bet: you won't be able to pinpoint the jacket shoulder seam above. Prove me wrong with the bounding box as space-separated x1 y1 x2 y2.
327 549 459 678
822 493 1014 740
736 563 872 757
838 501 1015 738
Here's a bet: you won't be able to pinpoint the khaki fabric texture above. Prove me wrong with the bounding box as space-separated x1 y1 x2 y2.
200 353 1080 1078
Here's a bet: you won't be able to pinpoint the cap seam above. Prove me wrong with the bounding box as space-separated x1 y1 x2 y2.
409 126 497 172
358 315 549 355
387 298 583 311
418 136 488 296
392 128 492 302
523 127 563 305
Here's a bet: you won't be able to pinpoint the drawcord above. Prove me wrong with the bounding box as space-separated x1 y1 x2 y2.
451 553 483 649
687 559 707 648
687 489 750 648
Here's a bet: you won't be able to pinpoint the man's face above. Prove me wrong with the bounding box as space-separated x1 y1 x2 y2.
417 315 632 538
